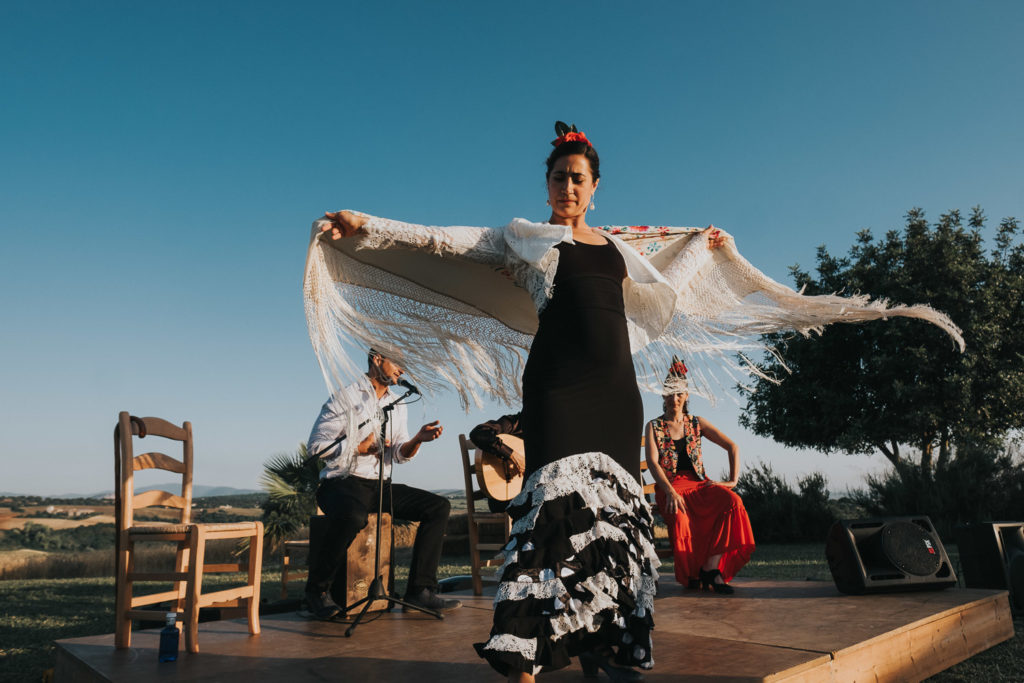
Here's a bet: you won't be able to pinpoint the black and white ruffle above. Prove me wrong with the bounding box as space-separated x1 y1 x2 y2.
474 452 660 676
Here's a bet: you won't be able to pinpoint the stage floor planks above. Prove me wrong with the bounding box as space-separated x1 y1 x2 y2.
54 577 1014 682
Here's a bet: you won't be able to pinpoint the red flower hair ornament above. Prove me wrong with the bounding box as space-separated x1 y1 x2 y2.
663 355 689 395
551 121 592 148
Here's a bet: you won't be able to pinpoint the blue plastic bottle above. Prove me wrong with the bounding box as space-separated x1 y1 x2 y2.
158 612 179 662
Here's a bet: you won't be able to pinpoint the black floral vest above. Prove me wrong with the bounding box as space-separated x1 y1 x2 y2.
650 416 706 480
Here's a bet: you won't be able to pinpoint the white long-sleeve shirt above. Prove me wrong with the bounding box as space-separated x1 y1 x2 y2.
308 378 413 481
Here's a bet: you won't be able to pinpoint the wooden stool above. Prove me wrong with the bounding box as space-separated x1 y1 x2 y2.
281 539 310 599
308 513 393 611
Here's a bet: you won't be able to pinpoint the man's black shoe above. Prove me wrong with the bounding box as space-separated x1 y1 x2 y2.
402 588 462 612
306 590 341 620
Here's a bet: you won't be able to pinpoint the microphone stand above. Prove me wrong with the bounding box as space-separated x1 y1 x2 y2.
343 388 442 637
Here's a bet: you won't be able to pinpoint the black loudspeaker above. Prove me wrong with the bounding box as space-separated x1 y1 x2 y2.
826 516 957 594
955 521 1024 614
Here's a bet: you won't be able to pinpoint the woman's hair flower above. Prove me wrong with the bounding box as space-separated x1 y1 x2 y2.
662 355 689 395
551 131 592 148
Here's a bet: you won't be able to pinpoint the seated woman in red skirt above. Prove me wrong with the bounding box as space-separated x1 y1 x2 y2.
644 358 755 594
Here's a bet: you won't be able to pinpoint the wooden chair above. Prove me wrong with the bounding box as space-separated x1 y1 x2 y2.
114 412 263 653
640 458 656 499
459 433 512 596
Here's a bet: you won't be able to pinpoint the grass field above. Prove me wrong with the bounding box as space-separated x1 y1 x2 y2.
1 546 1020 682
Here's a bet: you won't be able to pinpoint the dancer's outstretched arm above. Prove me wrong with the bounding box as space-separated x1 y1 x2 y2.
315 210 506 265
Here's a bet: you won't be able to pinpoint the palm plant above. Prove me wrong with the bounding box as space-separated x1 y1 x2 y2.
259 444 321 554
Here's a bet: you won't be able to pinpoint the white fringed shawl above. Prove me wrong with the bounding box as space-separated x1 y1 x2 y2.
303 212 964 447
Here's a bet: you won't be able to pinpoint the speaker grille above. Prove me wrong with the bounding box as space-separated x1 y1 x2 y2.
881 521 942 576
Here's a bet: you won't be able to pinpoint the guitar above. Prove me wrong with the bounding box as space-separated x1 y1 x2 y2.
475 433 526 502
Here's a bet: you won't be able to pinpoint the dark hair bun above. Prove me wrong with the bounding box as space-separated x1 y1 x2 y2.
545 121 600 180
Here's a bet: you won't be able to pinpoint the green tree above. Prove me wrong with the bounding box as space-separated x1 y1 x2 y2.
740 207 1024 479
852 437 1024 537
733 464 836 543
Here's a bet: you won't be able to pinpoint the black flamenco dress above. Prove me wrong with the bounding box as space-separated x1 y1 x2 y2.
474 238 659 676
521 240 643 480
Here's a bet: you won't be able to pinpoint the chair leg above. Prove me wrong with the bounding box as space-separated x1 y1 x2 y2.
174 543 189 615
467 513 483 596
184 528 205 654
281 546 290 601
247 524 263 635
115 540 132 649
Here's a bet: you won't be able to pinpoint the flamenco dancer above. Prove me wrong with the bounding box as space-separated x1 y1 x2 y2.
305 122 963 682
645 357 755 594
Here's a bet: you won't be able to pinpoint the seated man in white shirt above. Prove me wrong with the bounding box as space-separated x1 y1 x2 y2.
304 349 460 619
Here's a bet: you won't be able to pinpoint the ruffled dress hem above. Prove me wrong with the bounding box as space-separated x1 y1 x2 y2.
473 452 660 676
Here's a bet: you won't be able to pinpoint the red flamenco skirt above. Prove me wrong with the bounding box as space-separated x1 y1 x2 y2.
655 472 755 585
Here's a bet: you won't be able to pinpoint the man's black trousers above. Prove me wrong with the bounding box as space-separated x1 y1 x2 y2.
305 475 451 596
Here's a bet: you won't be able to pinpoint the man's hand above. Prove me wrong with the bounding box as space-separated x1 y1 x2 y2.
505 456 524 478
357 433 390 456
414 421 443 444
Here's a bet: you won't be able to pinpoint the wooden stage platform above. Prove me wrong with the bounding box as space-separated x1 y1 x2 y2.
54 577 1014 682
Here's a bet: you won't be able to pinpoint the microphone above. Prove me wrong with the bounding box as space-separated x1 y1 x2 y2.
397 379 420 395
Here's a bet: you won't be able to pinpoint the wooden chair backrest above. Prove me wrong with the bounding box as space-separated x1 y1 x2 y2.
639 435 656 499
458 434 489 508
114 411 194 532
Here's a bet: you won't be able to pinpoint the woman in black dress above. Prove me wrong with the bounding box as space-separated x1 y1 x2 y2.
520 134 643 482
487 127 654 682
319 123 728 683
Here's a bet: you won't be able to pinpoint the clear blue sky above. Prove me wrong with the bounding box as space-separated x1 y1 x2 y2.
2 1 1021 496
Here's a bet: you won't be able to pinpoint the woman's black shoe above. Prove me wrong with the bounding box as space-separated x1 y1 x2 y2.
579 649 644 682
699 568 735 595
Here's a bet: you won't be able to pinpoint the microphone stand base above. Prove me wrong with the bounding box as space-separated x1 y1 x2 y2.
343 576 442 637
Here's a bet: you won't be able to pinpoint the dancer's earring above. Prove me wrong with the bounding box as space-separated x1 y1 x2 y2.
589 196 596 211
546 199 550 206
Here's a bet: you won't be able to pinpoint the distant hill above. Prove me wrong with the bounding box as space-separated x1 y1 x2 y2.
88 484 261 499
4 485 462 503
0 485 262 500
